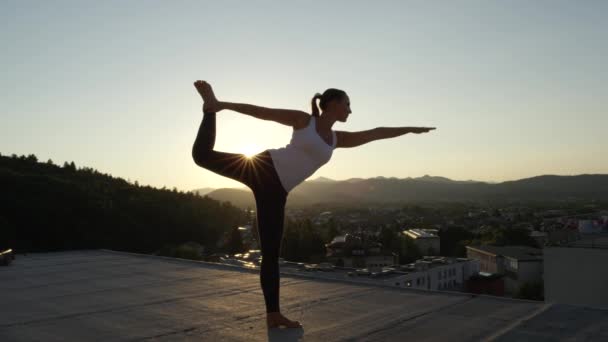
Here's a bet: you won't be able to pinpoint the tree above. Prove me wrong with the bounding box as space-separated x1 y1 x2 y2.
324 217 340 243
379 225 400 252
439 226 474 257
0 216 15 249
225 226 245 255
486 227 539 248
63 161 76 171
300 219 325 261
0 153 248 254
281 218 325 262
282 218 301 261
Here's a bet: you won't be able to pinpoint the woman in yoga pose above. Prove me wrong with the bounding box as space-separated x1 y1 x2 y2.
192 80 435 329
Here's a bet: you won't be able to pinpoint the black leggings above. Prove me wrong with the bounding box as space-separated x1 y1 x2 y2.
192 112 288 313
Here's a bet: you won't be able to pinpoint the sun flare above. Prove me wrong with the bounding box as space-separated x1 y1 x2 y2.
241 144 262 158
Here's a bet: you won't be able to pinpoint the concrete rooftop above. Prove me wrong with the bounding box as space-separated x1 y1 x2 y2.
1 250 607 341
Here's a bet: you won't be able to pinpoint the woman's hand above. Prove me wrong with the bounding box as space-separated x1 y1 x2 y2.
410 127 436 134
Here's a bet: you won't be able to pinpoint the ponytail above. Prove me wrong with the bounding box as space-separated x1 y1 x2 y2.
311 88 347 117
311 93 322 117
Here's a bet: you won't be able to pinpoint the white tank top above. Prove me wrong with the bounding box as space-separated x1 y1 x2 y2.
268 116 336 193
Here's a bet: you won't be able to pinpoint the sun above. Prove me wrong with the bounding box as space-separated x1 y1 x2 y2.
241 144 262 158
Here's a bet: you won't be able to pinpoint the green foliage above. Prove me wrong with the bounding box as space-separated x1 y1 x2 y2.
0 153 247 254
226 226 245 255
379 225 398 251
282 218 326 262
156 242 204 260
480 227 539 248
323 217 340 243
439 226 474 257
174 244 203 260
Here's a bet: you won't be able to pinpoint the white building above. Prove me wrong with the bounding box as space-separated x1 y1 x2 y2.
466 245 543 296
403 229 441 255
381 257 479 291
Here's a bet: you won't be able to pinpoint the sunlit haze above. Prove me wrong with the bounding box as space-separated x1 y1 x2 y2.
2 1 606 191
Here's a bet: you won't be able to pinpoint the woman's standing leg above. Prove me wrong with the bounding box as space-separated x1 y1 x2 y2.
254 186 302 328
254 190 287 314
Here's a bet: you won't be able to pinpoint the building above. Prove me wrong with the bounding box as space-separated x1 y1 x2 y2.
546 229 580 245
283 253 479 293
466 245 543 296
544 233 608 309
385 256 479 291
529 230 548 246
325 234 397 271
402 229 440 255
466 272 505 296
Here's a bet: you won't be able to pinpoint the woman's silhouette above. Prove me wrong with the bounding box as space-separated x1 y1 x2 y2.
192 80 435 329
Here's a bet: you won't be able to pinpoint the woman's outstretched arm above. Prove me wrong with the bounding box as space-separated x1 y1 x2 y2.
335 127 436 148
218 101 309 128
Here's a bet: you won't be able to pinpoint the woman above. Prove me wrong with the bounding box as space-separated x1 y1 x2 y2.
192 80 435 329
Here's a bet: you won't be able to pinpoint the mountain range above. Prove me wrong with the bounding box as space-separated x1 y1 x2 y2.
193 174 608 208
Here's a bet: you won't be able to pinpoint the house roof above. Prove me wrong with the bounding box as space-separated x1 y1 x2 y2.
467 245 544 261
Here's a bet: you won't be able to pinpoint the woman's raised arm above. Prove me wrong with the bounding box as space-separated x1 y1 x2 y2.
218 102 309 128
335 127 436 148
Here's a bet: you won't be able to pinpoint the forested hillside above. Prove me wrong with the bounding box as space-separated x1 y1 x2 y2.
0 153 247 254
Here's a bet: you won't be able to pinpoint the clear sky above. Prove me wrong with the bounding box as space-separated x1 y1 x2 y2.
2 1 606 191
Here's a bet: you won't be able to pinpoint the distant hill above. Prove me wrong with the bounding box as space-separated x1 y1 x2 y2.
202 174 608 208
312 176 337 183
192 187 215 196
205 188 255 209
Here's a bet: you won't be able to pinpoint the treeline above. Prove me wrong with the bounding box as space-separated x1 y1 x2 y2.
0 153 247 254
282 217 331 263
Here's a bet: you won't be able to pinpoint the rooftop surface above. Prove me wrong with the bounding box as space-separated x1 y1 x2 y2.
403 229 438 239
1 250 607 341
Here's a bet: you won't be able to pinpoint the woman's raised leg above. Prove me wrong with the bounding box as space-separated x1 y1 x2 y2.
192 111 260 187
192 80 257 186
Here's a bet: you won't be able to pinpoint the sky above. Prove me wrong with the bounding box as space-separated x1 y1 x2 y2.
2 1 606 191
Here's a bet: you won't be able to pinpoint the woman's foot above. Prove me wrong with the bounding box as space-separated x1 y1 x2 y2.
194 80 220 113
266 312 302 329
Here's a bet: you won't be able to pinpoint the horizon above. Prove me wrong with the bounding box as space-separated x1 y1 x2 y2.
2 2 606 191
3 149 608 192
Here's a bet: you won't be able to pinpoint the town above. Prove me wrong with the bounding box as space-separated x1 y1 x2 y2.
165 202 608 306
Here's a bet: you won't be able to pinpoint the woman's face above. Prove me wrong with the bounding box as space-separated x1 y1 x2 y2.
336 95 351 122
